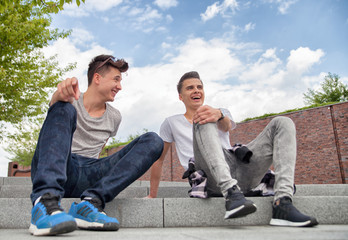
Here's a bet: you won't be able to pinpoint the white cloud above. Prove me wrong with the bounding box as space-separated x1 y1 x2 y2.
62 0 123 16
42 37 112 93
264 0 298 14
40 36 326 133
244 22 256 32
0 146 10 177
240 48 282 85
165 14 174 23
201 2 220 22
70 28 95 47
161 42 171 49
201 0 239 22
137 6 162 23
278 0 297 14
0 29 329 176
153 0 178 10
286 47 325 75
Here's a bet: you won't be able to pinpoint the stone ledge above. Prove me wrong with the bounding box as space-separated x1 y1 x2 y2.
1 196 347 229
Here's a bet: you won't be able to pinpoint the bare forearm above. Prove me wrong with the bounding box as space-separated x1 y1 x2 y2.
217 115 233 132
149 160 164 198
147 142 170 198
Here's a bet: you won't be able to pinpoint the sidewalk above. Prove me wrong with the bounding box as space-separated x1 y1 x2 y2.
1 225 348 240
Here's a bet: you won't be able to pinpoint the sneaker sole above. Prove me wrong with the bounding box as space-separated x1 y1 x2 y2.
224 203 257 219
75 218 119 231
29 221 77 236
270 218 319 227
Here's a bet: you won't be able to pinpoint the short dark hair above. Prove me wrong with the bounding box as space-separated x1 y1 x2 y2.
87 54 129 86
177 71 202 93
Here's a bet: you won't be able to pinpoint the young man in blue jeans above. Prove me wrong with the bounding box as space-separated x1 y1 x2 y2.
29 54 163 236
147 71 318 227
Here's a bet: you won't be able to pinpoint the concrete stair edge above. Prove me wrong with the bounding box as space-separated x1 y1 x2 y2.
0 196 347 229
1 184 348 198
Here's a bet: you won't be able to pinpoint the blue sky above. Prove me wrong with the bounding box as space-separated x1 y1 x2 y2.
52 0 348 74
0 0 347 176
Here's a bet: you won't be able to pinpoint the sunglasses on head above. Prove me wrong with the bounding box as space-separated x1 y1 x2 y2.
94 56 119 75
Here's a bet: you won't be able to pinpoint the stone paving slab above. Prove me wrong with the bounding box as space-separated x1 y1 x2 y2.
2 184 348 198
0 198 163 229
1 225 348 240
295 184 348 196
0 185 149 198
1 196 347 229
2 177 32 185
0 177 189 187
163 196 348 227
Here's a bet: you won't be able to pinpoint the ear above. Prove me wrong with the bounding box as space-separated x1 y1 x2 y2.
93 73 101 85
179 93 183 101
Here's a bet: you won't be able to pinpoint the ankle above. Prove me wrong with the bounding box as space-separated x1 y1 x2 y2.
274 196 292 205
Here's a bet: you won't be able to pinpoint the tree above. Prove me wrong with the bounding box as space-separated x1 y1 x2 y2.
0 1 83 164
5 122 41 166
303 73 348 105
0 0 84 14
0 1 84 140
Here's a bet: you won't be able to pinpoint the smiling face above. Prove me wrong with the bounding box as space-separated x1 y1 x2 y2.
96 67 122 102
179 78 205 110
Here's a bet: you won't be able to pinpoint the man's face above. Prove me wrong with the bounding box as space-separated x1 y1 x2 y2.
97 67 122 102
179 78 204 109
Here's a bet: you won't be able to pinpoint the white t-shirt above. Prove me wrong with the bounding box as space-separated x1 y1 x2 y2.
159 108 236 170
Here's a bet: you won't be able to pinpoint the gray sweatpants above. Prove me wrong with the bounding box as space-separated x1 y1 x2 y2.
193 116 296 202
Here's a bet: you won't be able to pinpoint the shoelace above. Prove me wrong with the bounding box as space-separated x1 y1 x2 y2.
86 198 104 213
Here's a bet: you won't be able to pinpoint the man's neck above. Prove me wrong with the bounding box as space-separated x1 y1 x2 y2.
83 89 106 118
184 107 198 124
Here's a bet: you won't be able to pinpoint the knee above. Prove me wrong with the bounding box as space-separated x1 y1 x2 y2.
49 101 77 121
194 122 217 132
142 132 164 156
271 116 295 131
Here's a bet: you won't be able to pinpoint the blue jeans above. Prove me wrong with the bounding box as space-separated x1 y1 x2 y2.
193 116 296 201
31 102 163 208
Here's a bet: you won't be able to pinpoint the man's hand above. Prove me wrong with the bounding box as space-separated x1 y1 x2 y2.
193 105 221 124
50 77 81 106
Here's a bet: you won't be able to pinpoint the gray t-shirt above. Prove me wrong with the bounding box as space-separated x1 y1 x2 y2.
71 93 121 158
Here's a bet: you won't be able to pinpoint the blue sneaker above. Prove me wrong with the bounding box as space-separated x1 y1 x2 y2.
29 193 77 236
68 198 119 231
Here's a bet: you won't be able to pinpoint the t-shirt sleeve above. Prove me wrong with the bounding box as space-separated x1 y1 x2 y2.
109 107 122 137
159 118 174 143
221 108 236 130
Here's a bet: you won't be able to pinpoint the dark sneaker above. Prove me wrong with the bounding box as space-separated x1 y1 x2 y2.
68 198 119 231
270 197 319 227
224 185 257 219
29 192 77 236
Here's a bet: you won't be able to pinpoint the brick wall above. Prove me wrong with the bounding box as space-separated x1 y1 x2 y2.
9 102 347 185
135 101 348 184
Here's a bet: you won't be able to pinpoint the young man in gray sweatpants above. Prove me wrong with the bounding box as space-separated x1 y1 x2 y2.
147 71 318 227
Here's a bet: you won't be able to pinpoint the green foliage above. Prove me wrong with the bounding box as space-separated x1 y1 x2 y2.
0 1 76 140
241 102 340 122
5 120 42 166
0 0 83 164
0 0 85 14
303 73 348 105
99 129 149 158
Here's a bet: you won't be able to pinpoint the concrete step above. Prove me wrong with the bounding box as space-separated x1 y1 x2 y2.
1 183 348 198
0 177 189 187
0 196 347 229
2 225 348 240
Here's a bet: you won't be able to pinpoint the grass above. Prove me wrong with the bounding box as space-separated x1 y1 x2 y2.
241 102 339 122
